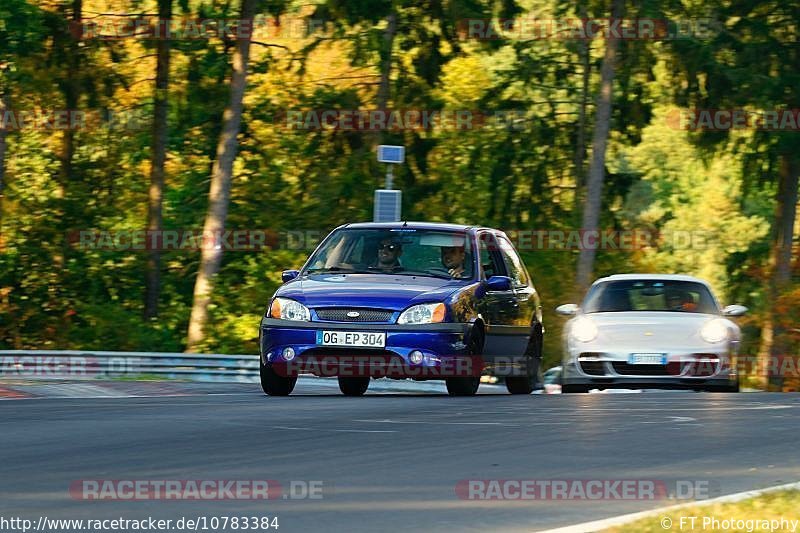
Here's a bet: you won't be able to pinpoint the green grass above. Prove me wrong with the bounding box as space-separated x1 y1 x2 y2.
608 490 800 532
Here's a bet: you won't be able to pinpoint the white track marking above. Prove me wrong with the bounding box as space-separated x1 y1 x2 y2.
271 425 397 433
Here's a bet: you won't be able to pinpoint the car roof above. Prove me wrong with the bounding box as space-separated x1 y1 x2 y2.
593 273 712 286
338 221 481 232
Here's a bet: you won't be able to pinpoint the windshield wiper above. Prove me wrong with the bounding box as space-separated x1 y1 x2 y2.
392 269 454 280
306 267 364 274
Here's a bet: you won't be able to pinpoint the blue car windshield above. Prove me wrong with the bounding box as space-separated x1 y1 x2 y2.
304 228 475 280
582 280 719 314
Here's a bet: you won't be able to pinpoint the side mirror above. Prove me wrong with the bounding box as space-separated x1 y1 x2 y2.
722 304 747 317
281 270 300 283
485 275 513 292
556 303 579 316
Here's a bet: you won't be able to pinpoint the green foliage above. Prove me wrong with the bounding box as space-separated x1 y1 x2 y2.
0 0 796 364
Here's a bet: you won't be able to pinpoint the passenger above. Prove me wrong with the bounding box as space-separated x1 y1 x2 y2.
441 245 466 278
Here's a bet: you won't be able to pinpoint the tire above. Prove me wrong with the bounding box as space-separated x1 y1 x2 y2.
562 384 590 393
260 361 297 396
446 377 481 396
446 327 483 396
707 381 740 393
338 376 370 396
505 327 543 395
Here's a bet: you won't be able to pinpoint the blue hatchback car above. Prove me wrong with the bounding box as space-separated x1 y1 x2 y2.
259 222 543 396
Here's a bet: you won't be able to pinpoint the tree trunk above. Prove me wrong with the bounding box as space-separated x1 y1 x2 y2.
52 0 82 271
376 12 397 111
58 0 82 195
760 153 799 390
144 0 173 319
0 90 7 232
185 0 256 351
369 10 396 153
575 0 623 290
573 1 591 193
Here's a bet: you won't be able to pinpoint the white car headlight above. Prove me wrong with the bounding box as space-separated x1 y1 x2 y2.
571 316 598 343
269 297 310 321
700 318 729 343
397 303 446 325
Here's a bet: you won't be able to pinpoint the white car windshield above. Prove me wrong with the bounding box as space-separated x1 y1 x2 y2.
582 280 718 314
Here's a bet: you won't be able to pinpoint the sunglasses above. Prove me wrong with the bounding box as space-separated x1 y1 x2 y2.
379 243 399 251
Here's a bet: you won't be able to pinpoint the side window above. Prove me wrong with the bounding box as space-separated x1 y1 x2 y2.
478 233 504 280
496 236 529 287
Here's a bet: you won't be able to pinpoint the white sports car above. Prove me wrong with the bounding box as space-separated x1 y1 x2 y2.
558 274 745 393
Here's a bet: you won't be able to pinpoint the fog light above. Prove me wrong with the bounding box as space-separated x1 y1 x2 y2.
409 350 424 364
282 347 296 361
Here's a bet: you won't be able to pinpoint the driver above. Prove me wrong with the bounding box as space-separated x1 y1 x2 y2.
441 245 466 278
372 238 402 271
666 290 696 311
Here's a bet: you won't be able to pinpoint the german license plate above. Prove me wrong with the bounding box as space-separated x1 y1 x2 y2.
628 353 667 365
316 330 386 348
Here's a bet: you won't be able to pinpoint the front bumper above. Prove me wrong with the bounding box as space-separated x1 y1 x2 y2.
260 317 478 378
562 345 739 390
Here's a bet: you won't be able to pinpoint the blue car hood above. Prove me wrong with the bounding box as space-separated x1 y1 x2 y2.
277 274 467 311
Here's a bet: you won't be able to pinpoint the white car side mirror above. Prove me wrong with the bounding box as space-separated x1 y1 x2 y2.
722 304 748 317
556 303 579 316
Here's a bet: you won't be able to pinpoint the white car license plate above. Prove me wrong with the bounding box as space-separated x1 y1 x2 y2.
628 353 667 365
316 330 386 348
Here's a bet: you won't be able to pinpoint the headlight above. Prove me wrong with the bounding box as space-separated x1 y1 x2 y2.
571 316 598 343
269 297 310 321
700 318 729 343
397 303 446 325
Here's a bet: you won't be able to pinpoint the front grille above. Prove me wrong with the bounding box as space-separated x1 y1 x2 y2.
302 348 398 359
682 356 720 377
298 349 407 377
314 308 394 323
612 362 672 376
579 360 607 376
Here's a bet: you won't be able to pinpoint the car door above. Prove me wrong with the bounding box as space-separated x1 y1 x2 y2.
476 231 519 363
495 233 541 357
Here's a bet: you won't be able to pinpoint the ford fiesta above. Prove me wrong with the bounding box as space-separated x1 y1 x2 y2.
259 222 544 396
557 274 745 393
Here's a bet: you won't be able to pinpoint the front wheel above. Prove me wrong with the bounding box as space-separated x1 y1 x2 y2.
706 381 740 393
505 375 535 394
505 328 543 395
446 328 484 397
338 376 370 396
446 377 480 396
260 362 297 396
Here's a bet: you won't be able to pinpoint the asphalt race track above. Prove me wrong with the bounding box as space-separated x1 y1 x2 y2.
1 380 799 532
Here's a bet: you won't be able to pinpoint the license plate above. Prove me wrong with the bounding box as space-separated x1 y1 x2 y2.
316 330 386 348
628 353 667 365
